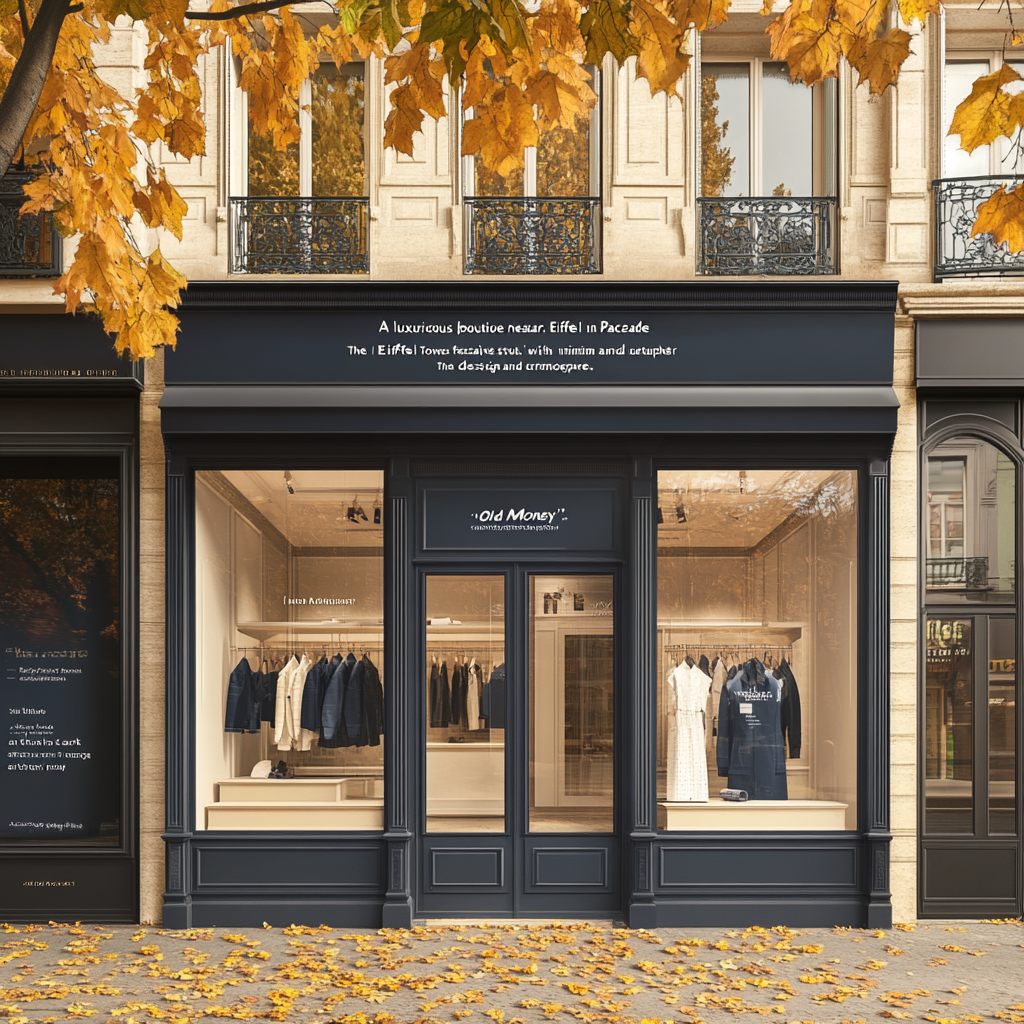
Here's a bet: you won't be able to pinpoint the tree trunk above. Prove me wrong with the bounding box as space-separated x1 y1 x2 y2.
0 0 74 178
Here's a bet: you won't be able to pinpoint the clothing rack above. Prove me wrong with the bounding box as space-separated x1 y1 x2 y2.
663 643 793 653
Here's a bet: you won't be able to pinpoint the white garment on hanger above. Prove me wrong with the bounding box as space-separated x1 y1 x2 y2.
290 655 314 751
467 658 482 729
706 656 728 753
666 661 711 801
274 656 298 751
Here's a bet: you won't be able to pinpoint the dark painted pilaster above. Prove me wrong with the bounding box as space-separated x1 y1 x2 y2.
865 458 892 927
382 457 414 928
162 446 191 927
627 456 657 928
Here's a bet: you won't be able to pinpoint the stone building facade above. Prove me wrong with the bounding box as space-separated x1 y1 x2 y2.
1 0 1022 926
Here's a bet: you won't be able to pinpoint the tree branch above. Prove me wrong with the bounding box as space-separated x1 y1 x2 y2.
0 0 77 178
17 0 31 39
185 1 295 20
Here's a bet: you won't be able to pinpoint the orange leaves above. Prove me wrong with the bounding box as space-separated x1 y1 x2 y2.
629 0 689 96
384 42 447 156
949 63 1024 153
766 0 908 93
463 86 539 175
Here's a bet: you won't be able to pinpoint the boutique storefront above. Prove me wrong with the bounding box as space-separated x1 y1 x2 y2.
0 321 140 922
160 280 898 928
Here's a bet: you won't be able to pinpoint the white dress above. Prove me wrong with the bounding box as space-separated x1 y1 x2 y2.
666 662 712 801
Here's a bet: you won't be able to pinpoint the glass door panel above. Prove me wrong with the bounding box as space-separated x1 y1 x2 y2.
925 617 974 834
529 575 614 833
989 618 1017 836
425 575 505 833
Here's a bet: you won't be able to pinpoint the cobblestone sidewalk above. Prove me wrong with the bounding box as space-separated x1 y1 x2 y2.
2 919 1022 1024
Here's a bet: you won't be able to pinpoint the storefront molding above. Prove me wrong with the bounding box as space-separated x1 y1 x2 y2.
383 459 414 928
865 459 893 927
178 280 898 313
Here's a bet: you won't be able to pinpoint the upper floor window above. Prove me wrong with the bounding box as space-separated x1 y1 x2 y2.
944 56 1024 179
231 61 368 275
700 60 835 198
462 71 602 275
246 62 365 198
697 54 837 276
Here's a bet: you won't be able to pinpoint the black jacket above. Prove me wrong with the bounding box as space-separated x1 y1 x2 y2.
300 656 332 733
321 653 356 746
775 658 802 758
430 660 451 728
359 655 385 746
225 657 259 733
480 663 506 729
716 659 788 800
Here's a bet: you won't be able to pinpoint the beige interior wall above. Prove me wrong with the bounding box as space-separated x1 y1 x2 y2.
890 316 919 923
139 351 166 924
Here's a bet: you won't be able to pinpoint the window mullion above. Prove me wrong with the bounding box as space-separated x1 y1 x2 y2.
299 77 313 197
751 58 762 196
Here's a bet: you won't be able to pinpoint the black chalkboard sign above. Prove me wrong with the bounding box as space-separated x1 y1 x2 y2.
0 459 121 845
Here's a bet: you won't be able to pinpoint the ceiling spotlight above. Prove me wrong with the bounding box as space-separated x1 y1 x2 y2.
284 471 295 495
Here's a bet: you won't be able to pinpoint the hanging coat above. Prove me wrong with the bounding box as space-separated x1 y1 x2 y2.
466 659 482 728
321 653 356 746
430 660 451 728
450 661 468 728
225 657 259 733
716 659 787 800
341 655 366 746
775 658 802 758
361 655 385 746
480 663 505 729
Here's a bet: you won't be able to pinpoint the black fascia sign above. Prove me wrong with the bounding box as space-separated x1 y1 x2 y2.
169 307 895 386
424 489 615 551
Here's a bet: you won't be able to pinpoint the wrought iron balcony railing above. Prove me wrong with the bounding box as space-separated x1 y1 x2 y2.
926 556 990 588
1 172 61 277
933 175 1024 280
697 196 837 276
464 197 601 275
230 196 369 274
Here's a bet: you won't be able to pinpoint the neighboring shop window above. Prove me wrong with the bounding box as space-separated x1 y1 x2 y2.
926 439 1015 601
246 63 365 197
656 469 858 831
924 436 1017 839
195 470 384 831
0 458 122 845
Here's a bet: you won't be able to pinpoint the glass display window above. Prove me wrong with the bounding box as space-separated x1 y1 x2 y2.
1 458 122 846
656 469 858 831
194 469 384 831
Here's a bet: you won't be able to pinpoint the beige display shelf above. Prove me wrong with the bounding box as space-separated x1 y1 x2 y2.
660 798 848 831
207 776 384 829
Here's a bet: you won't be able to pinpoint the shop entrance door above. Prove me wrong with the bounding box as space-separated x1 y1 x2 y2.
417 569 620 917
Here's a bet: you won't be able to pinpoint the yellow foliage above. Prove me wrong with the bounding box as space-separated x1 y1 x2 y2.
4 0 1024 361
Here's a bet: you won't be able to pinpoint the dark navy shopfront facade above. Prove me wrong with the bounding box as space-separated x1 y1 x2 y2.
161 280 898 929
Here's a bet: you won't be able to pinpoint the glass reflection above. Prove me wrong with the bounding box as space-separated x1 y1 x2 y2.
926 439 1015 603
762 62 812 196
701 63 749 196
426 576 505 832
988 618 1017 835
529 576 614 833
925 617 974 834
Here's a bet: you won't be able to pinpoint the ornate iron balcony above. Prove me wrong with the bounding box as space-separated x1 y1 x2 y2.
1 172 61 277
464 197 601 275
230 196 369 274
933 175 1024 280
697 196 837 276
927 555 990 589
